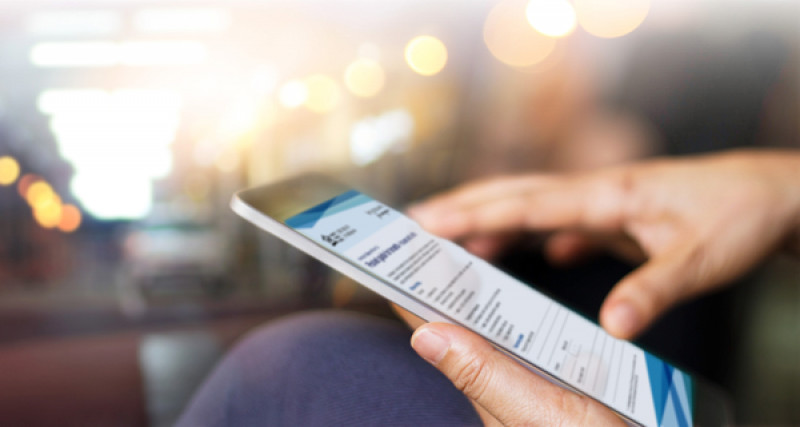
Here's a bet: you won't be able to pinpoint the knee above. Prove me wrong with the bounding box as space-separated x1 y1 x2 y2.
230 310 409 367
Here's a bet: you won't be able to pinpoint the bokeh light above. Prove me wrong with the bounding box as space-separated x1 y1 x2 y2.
484 0 556 68
574 0 650 38
304 74 340 113
278 79 308 109
344 58 386 98
405 35 447 76
527 0 577 38
70 172 152 220
41 88 180 220
26 181 63 229
17 174 41 198
26 180 56 209
350 109 414 166
58 204 82 233
34 197 63 229
0 156 20 186
30 40 208 68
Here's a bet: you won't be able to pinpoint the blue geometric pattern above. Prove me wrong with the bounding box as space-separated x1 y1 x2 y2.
645 352 693 427
286 190 367 229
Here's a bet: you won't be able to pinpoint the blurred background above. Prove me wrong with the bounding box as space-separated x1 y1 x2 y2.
0 0 797 425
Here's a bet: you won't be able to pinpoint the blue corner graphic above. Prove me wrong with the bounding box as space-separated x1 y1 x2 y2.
286 190 368 229
645 353 692 427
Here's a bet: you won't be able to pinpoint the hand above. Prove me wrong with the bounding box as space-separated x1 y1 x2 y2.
411 322 625 426
409 150 800 339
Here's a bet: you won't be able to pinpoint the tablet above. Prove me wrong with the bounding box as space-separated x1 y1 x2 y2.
232 173 730 427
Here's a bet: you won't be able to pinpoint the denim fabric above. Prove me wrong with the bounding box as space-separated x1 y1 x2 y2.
177 311 481 427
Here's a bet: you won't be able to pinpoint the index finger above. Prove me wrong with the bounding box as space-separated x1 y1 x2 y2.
410 170 631 240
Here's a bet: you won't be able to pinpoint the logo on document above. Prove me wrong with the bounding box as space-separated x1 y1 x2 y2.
321 225 356 247
322 232 344 247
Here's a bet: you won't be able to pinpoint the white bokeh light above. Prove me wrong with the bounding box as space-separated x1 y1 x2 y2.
527 0 577 38
40 88 181 220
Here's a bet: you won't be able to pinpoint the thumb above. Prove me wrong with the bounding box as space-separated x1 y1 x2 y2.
411 323 624 427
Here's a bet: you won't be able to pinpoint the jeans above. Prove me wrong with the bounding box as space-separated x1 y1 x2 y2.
177 311 481 427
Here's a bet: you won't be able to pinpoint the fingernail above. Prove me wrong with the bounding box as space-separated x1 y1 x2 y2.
605 302 640 338
411 327 450 365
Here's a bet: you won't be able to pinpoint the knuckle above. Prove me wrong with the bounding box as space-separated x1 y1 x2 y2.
555 391 592 427
583 175 629 230
556 392 616 427
450 353 493 403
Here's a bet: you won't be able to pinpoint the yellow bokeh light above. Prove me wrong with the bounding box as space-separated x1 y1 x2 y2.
405 35 447 76
34 197 62 229
58 204 82 233
0 156 20 186
304 74 340 113
527 0 577 38
484 0 556 68
344 59 386 98
26 181 57 208
574 0 650 39
278 79 308 109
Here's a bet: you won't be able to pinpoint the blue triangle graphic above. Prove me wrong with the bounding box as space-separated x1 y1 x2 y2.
645 352 671 425
286 190 362 229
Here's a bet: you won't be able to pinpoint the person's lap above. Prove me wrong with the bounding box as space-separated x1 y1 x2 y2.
177 310 481 427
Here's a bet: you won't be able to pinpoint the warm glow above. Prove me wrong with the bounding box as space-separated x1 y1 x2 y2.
27 182 63 229
278 80 308 109
344 59 385 98
215 148 240 173
0 156 20 186
405 36 448 76
484 0 556 68
26 181 57 209
357 42 381 61
527 0 577 38
17 174 41 199
574 0 650 38
304 74 340 113
34 199 63 229
59 204 82 233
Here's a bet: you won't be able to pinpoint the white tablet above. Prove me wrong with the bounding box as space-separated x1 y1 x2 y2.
232 173 730 427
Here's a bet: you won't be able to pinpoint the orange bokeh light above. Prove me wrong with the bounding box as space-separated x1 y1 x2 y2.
58 204 82 233
17 174 41 199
